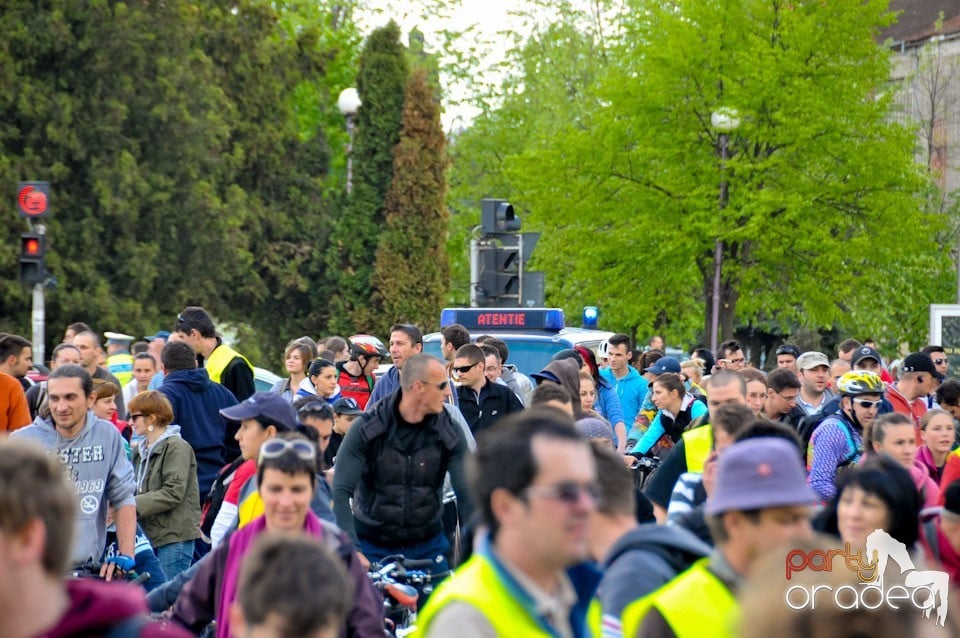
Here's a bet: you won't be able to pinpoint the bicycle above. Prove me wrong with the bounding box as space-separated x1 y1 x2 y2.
67 559 152 587
627 453 661 489
368 554 452 637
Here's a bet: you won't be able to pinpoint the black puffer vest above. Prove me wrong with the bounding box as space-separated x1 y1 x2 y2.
353 393 461 547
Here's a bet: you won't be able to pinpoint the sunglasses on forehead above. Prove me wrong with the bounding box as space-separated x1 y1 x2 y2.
259 438 316 462
298 401 334 418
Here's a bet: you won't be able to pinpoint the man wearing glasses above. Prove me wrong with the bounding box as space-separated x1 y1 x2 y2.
923 345 950 409
333 354 473 576
453 344 523 436
715 340 746 371
418 410 601 638
761 368 805 430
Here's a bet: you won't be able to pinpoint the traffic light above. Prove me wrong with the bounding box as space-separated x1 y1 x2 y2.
19 233 46 285
480 199 521 235
477 247 519 303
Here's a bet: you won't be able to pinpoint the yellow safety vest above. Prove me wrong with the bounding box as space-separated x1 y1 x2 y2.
205 343 252 385
620 558 737 638
106 353 134 387
416 552 600 638
682 425 713 474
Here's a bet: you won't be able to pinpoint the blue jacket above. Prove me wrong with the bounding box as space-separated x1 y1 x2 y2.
594 377 625 429
600 366 645 428
159 368 238 497
365 366 400 412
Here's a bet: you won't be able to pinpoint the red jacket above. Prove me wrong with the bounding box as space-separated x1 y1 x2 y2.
41 579 190 637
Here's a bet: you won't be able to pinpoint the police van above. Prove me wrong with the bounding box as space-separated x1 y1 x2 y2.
422 308 614 376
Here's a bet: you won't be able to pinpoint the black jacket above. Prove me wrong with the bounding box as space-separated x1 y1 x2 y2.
332 391 473 548
456 380 524 436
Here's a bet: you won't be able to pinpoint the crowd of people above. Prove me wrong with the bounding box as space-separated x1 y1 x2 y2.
2 316 960 637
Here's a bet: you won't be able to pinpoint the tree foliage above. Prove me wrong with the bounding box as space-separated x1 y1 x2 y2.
448 0 954 347
371 67 449 336
0 0 358 362
325 21 408 334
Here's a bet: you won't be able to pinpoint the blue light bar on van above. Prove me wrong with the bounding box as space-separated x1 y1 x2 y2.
440 308 566 331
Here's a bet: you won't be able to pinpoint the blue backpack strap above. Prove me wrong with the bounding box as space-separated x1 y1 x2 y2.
837 417 861 467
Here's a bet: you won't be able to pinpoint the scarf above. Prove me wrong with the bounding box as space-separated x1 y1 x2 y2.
217 511 324 638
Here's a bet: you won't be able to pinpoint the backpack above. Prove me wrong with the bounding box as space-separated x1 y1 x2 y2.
796 397 844 455
800 410 860 471
199 456 246 537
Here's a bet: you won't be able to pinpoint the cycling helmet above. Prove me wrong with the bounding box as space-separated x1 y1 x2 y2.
596 340 610 360
349 334 388 359
836 371 884 396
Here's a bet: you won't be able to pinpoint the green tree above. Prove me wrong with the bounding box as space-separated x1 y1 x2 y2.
326 21 408 334
0 0 357 361
371 67 450 335
451 0 953 346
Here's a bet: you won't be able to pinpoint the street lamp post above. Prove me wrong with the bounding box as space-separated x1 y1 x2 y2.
337 88 361 195
710 108 740 353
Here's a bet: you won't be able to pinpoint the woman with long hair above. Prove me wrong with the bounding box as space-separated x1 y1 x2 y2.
917 409 956 485
865 412 940 508
296 358 341 404
573 345 626 454
628 373 707 455
271 338 317 403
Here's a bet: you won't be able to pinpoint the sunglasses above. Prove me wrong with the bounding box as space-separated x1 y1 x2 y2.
933 358 947 365
259 438 316 462
298 401 334 418
424 380 449 391
852 398 882 409
129 413 144 420
524 481 601 505
452 363 480 375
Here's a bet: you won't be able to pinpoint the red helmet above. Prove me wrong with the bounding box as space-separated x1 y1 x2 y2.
349 334 388 359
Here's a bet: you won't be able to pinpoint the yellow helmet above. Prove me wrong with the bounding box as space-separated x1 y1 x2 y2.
836 371 884 396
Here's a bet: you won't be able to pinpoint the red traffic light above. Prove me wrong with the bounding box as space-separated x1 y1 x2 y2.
20 234 45 260
17 182 50 219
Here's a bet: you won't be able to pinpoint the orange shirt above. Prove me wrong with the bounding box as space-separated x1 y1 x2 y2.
0 372 31 432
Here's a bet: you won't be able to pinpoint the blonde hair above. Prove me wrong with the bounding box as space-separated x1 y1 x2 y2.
681 358 704 384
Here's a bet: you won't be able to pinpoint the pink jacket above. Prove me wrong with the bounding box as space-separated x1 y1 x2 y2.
912 458 941 509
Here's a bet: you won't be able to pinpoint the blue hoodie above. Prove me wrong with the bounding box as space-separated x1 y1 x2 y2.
12 412 136 567
159 368 238 497
600 366 646 428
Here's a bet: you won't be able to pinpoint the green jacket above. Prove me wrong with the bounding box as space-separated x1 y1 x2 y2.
132 425 201 547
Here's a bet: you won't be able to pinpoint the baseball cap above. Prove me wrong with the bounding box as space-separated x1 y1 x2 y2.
851 346 882 368
220 392 298 431
145 330 171 342
775 344 801 359
706 438 817 516
333 397 362 416
796 351 830 371
644 356 681 375
531 370 561 385
901 352 942 380
104 331 135 344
